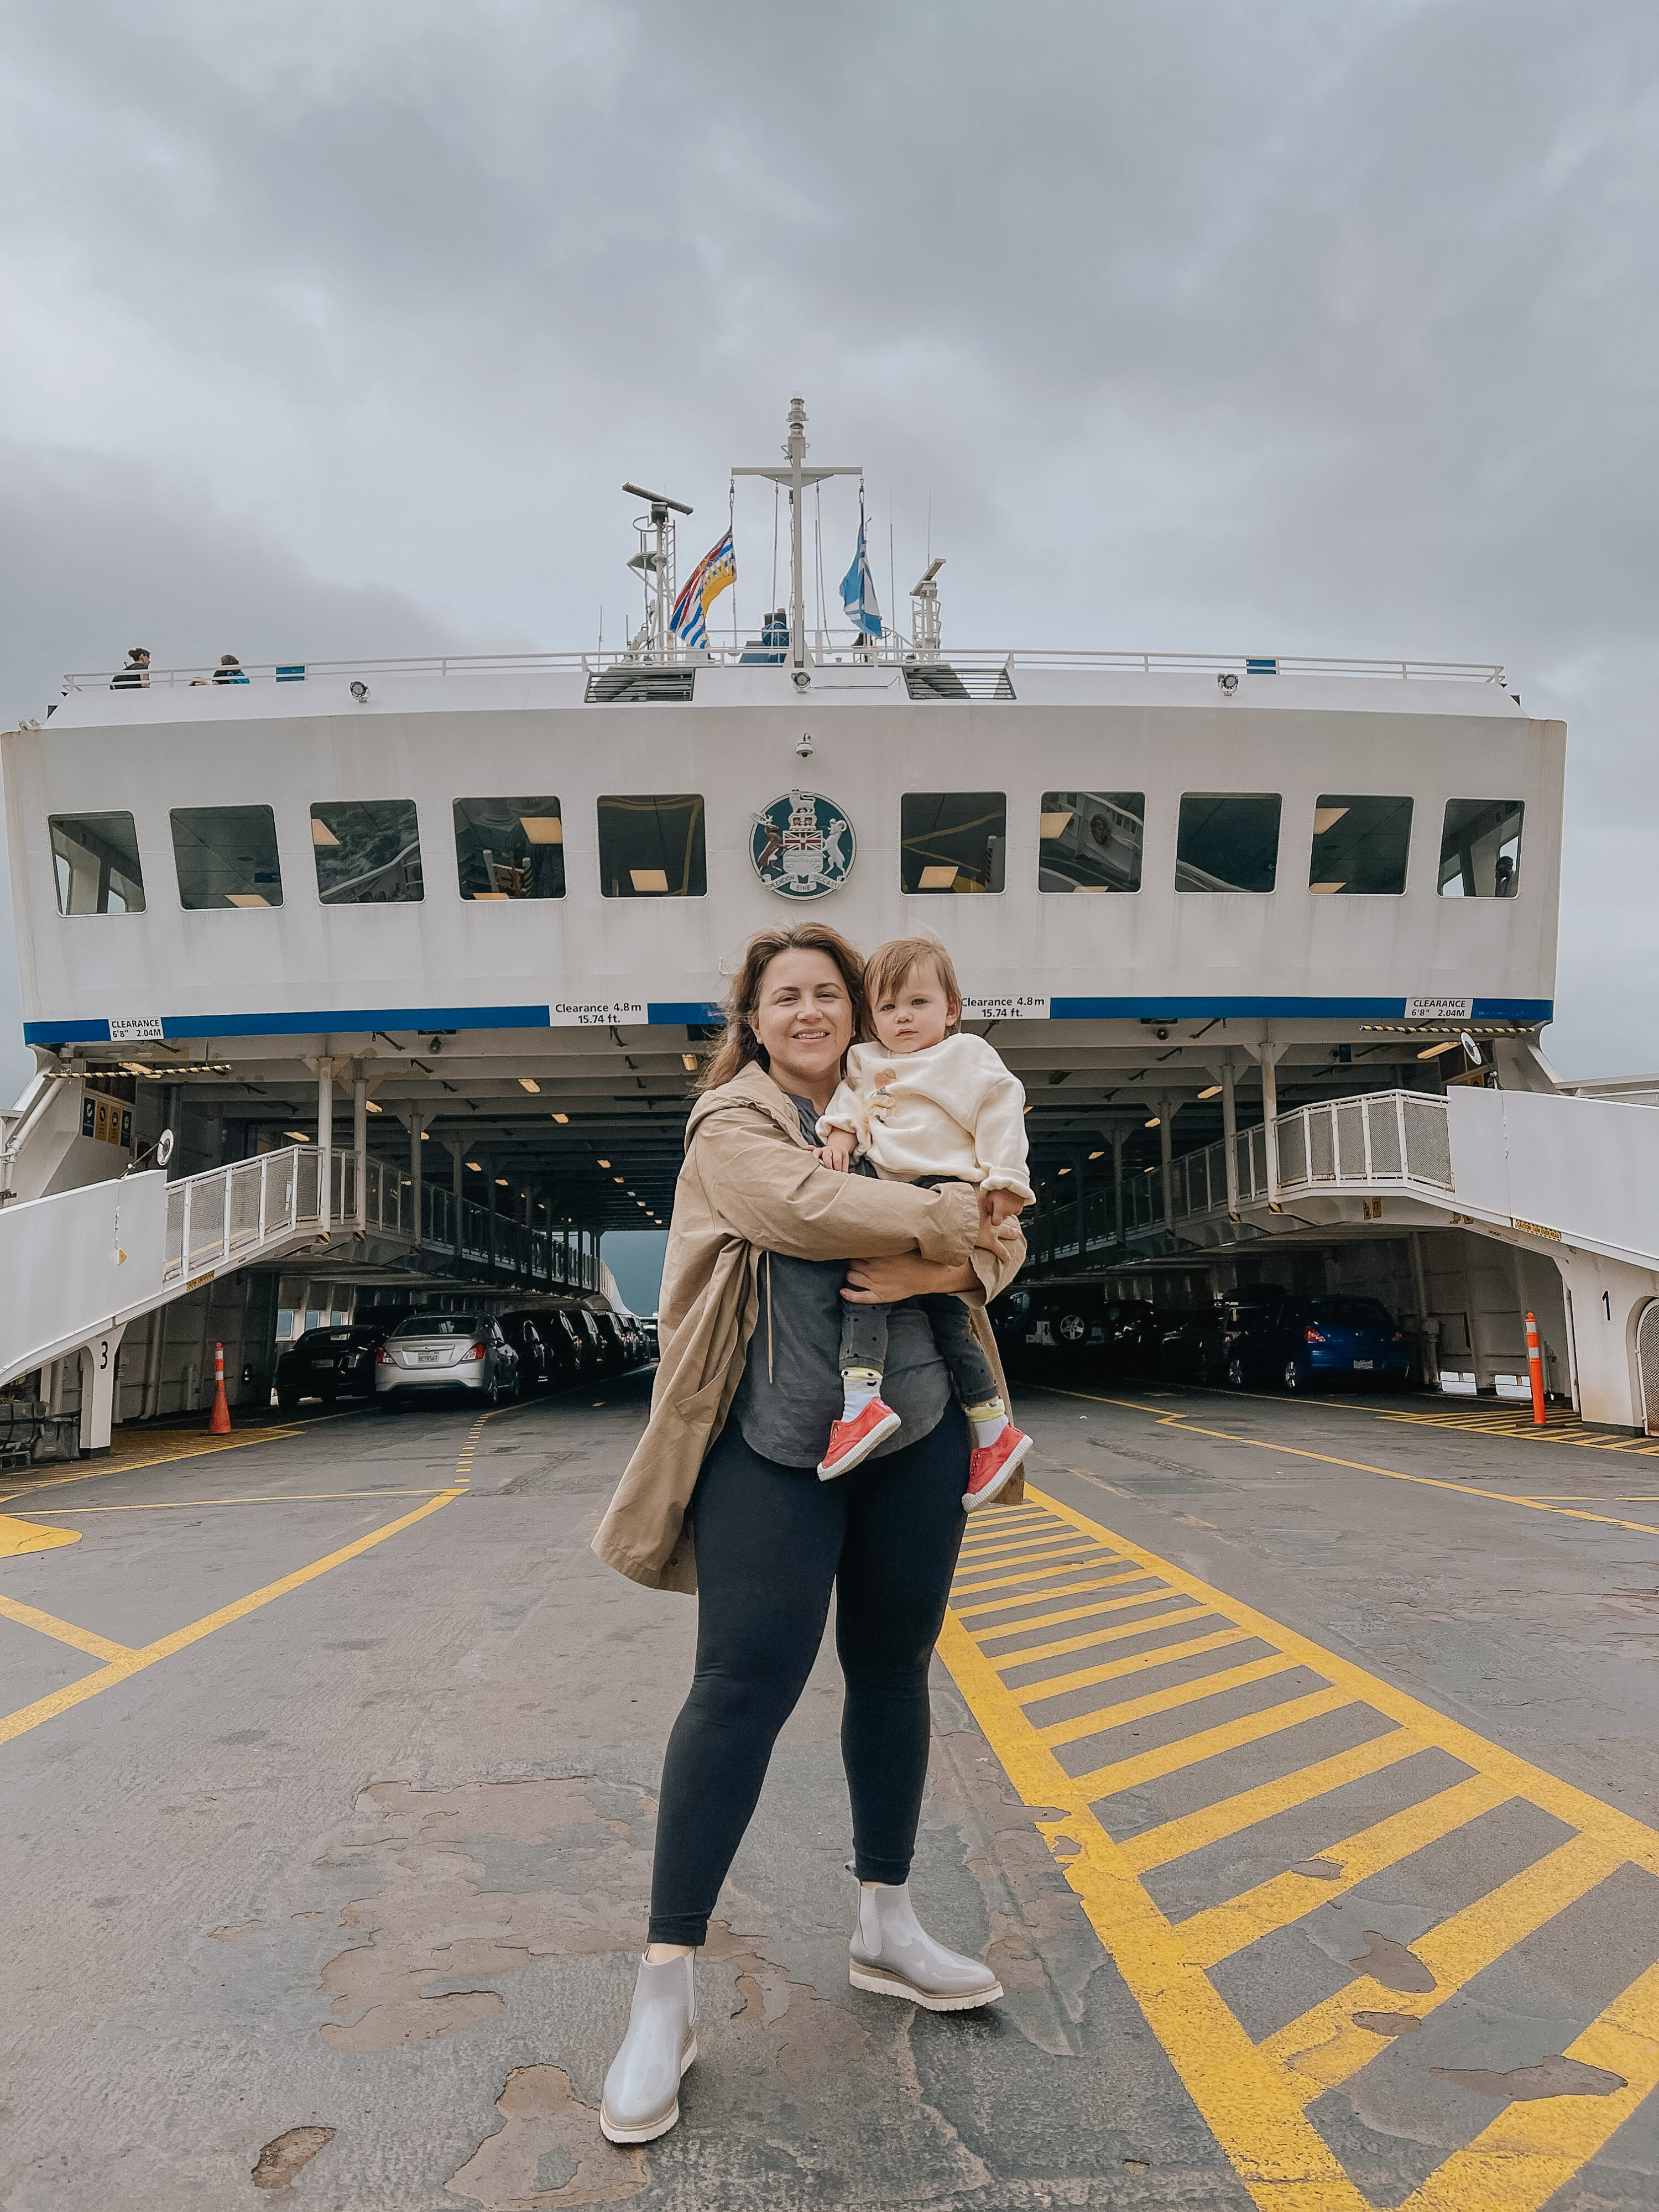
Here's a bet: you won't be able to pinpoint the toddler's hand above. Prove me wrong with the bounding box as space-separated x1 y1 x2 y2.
980 1187 1026 1229
816 1134 857 1173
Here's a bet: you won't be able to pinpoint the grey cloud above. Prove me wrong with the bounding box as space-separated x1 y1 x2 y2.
1 0 1655 1077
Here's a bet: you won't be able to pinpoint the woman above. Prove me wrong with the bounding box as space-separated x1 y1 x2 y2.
592 920 1026 2146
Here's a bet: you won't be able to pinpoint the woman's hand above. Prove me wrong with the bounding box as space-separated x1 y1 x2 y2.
841 1254 977 1304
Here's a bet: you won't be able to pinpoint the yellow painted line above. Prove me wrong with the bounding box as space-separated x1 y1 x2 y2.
1016 1624 1254 1707
1262 1829 1625 2101
1067 1686 1353 1798
1049 1389 1659 1537
990 1601 1215 1670
0 1422 310 1508
8 1489 458 1514
0 1515 80 1557
1119 1725 1426 1875
960 1575 1168 1628
1041 1652 1306 1752
952 1546 1107 1592
0 1593 133 1663
937 1485 1659 2211
1395 1953 1659 2212
0 1408 494 1749
1177 1770 1512 1969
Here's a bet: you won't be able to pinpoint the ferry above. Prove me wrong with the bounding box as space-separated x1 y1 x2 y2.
3 395 1656 1453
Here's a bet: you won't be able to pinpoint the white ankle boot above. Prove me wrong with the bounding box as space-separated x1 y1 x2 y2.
848 1877 1003 2011
599 1953 697 2144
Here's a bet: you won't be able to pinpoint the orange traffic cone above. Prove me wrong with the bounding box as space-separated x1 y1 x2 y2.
210 1340 232 1434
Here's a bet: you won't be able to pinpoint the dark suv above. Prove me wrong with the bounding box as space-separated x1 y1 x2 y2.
275 1324 387 1411
498 1312 553 1392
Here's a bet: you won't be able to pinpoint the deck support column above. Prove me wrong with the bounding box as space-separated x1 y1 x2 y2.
1212 1058 1240 1218
407 1111 426 1245
353 1078 368 1229
1158 1095 1175 1234
316 1058 335 1233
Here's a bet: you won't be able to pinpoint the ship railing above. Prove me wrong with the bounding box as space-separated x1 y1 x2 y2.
62 645 1507 692
164 1145 323 1283
1025 1092 1457 1265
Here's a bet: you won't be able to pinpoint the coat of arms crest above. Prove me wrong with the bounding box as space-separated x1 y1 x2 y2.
750 789 855 900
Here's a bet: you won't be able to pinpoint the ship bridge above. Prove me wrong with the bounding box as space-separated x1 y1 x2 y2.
4 398 1652 1454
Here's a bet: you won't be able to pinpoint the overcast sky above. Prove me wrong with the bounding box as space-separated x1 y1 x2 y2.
3 0 1656 1104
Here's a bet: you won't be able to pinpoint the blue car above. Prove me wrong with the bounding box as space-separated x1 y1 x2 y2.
1225 1294 1411 1394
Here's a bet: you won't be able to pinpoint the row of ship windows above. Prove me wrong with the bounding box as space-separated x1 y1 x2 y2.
46 789 1525 914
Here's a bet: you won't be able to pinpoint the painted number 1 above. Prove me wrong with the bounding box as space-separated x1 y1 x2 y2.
1603 1292 1613 1319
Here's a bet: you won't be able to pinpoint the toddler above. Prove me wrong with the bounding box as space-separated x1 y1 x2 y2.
814 936 1034 1511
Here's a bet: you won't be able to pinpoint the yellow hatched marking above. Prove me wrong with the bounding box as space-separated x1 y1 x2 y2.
1178 1770 1512 1968
1067 1686 1352 1797
1393 1955 1659 2212
991 1601 1216 1670
1038 1650 1298 1746
1264 1829 1625 2101
1017 1625 1254 1707
1119 1726 1426 1875
953 1547 1107 1592
958 1571 1166 1624
938 1485 1659 2211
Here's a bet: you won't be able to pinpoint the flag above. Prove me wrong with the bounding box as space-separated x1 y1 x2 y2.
840 504 883 640
670 531 736 649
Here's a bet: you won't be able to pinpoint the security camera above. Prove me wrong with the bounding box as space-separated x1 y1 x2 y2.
349 679 369 702
1155 1026 1170 1041
796 732 814 758
1217 671 1239 695
792 668 811 690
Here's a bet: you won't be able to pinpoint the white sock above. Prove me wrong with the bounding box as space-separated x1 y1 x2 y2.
966 1399 1008 1449
842 1368 883 1421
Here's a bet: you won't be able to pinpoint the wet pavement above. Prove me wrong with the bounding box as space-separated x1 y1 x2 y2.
1 1373 1655 2209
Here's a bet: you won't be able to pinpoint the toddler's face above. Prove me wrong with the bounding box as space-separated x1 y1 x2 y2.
870 962 958 1055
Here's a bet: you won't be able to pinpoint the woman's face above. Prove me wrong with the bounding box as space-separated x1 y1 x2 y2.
750 948 854 1107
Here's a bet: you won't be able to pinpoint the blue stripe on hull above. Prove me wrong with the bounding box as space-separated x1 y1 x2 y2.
22 994 1552 1045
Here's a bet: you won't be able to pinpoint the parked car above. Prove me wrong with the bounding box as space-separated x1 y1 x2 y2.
375 1313 520 1411
567 1306 607 1376
1156 1306 1229 1386
498 1311 552 1391
593 1313 632 1372
540 1309 593 1386
993 1286 1162 1384
275 1324 387 1411
1224 1294 1411 1394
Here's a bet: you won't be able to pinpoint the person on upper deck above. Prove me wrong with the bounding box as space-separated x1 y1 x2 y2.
212 654 249 684
589 919 1026 2148
110 648 150 688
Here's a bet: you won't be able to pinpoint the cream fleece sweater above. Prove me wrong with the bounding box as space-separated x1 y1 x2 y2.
818 1033 1034 1202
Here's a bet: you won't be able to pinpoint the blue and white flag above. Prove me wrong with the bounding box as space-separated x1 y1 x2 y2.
840 504 883 640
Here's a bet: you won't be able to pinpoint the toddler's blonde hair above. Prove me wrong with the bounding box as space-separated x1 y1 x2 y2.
862 936 962 1039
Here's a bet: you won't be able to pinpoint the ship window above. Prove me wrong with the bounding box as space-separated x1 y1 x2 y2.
170 805 284 909
1175 792 1281 894
901 792 1006 893
1438 799 1522 898
1307 794 1413 896
49 812 146 915
310 801 424 904
596 794 706 897
453 797 565 900
1039 791 1144 893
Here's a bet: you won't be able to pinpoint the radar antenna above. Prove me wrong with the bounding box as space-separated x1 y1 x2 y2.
910 556 945 663
621 483 692 660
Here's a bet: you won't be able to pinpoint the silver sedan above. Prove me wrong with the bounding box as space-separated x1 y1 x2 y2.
374 1314 519 1410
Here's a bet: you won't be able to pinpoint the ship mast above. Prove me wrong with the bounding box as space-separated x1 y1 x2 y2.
733 395 861 676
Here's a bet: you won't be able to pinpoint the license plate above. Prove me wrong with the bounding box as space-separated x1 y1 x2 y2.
314 1358 335 1369
1353 1358 1374 1370
417 1350 441 1365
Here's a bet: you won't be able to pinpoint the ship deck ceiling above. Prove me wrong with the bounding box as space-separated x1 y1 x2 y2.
77 1025 1468 1230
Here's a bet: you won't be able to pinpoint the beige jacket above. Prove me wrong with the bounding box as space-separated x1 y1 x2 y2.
820 1033 1034 1203
591 1061 1027 1594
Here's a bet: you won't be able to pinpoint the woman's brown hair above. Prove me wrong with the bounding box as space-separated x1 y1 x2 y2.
695 921 869 1092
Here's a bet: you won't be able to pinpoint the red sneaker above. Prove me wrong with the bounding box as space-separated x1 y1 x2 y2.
962 1426 1031 1511
818 1397 902 1479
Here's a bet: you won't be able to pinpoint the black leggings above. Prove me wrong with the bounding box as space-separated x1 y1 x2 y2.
646 1406 969 1945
